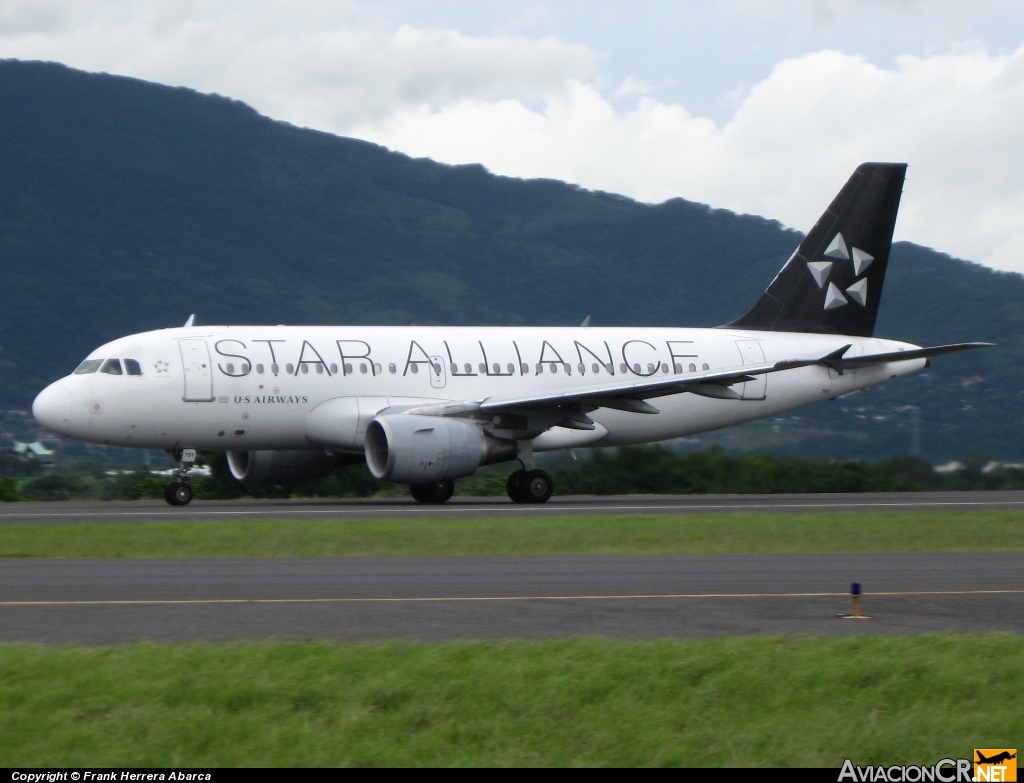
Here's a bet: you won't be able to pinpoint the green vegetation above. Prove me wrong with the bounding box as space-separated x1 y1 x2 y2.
552 446 1024 494
1 60 1022 460
0 635 1018 766
9 445 1024 502
0 478 17 502
1 510 1022 558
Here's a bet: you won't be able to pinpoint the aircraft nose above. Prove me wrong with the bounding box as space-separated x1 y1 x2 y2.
33 381 72 434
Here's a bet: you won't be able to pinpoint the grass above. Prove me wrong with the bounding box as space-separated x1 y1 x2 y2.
0 635 1019 767
0 511 1023 558
2 512 1018 767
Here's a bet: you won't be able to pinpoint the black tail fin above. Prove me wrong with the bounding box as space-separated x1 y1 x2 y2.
725 162 907 337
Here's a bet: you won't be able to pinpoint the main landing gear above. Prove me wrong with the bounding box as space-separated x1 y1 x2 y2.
406 464 555 505
410 480 455 504
506 468 554 504
164 448 197 506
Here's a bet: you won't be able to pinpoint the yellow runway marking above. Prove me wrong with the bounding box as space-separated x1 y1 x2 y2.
1 589 1022 607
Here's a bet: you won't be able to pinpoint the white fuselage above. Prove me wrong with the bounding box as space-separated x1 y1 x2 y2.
33 325 924 454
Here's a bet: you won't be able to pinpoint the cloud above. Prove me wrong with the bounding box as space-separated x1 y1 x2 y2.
0 0 596 126
0 0 78 35
2 2 1024 273
353 45 1024 274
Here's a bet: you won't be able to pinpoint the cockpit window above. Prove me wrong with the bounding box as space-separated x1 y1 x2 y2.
124 359 142 376
74 359 103 375
99 359 123 375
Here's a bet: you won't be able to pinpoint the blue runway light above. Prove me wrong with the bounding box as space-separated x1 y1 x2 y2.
844 581 868 619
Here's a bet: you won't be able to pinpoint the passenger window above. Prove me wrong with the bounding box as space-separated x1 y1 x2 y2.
344 363 353 374
619 363 627 373
225 363 235 374
536 364 544 374
271 363 279 375
300 364 309 374
124 359 143 376
493 363 500 374
316 364 323 374
330 364 338 374
702 363 710 371
520 363 529 374
410 364 419 374
661 363 669 374
563 363 571 375
507 363 514 374
647 363 655 374
74 359 103 375
388 363 397 374
451 363 458 374
374 363 382 375
100 359 123 375
578 364 585 375
479 363 486 373
689 363 696 373
592 363 600 374
359 363 368 374
286 363 295 374
551 364 558 374
464 363 473 374
256 364 265 374
241 363 250 374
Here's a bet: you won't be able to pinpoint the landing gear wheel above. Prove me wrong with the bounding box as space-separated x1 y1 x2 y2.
164 482 193 506
507 469 553 503
506 470 526 503
410 480 455 504
519 469 554 503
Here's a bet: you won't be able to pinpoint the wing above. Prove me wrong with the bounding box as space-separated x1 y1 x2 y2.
478 341 993 413
398 342 993 427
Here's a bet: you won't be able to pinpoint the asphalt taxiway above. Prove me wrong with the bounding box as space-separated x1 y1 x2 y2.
3 490 1024 524
1 552 1021 644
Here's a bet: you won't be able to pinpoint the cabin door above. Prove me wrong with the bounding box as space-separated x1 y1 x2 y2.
735 339 767 400
179 339 215 402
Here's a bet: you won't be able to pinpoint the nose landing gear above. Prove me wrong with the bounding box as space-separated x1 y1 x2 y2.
164 482 194 506
164 448 197 506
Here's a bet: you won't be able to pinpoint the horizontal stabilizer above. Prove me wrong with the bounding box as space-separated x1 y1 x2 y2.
774 342 994 376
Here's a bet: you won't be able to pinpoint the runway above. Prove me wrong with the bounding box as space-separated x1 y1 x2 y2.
3 490 1024 524
1 552 1021 643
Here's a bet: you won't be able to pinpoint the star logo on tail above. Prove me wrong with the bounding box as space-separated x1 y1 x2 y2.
805 232 874 310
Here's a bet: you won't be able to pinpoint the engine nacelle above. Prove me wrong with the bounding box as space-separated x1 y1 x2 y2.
226 449 339 486
364 414 517 483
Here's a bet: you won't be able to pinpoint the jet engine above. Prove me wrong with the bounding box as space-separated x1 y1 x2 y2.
226 449 341 486
364 414 517 483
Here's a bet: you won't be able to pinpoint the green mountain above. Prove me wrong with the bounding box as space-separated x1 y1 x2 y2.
1 60 1020 461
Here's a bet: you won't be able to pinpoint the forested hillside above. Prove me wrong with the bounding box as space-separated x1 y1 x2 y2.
1 60 1021 460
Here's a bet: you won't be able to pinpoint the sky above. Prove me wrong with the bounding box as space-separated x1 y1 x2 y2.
3 1 1024 273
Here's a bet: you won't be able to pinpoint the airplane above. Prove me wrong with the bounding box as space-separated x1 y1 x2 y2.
31 162 990 506
976 752 1016 765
